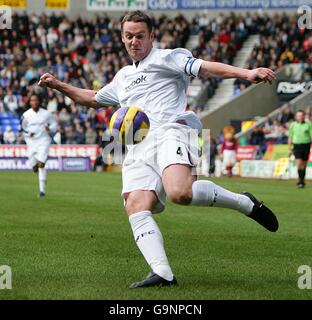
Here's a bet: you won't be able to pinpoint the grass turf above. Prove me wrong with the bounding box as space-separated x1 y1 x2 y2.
0 171 311 300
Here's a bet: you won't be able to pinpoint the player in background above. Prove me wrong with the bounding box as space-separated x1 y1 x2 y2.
38 11 278 288
21 94 57 197
288 110 312 188
220 126 238 177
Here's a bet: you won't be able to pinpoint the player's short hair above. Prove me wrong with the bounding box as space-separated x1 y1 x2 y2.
121 11 153 34
296 109 305 115
29 93 42 104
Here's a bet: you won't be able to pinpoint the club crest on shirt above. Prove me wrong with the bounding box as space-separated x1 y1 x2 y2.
125 75 147 92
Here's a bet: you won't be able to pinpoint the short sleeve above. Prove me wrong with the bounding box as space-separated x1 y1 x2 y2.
165 48 203 77
95 78 119 106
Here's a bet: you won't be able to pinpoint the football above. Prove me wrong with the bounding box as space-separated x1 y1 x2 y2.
109 106 150 145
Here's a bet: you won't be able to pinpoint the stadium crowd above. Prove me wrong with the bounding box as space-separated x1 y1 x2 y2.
233 12 312 96
0 12 193 145
0 11 311 146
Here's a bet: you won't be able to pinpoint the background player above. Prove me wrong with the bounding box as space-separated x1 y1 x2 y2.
38 11 278 288
288 110 312 188
21 94 57 197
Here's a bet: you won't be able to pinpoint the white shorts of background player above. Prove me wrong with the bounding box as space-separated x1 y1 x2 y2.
27 138 51 168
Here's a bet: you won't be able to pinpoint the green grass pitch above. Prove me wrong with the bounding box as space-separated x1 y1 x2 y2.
0 171 311 300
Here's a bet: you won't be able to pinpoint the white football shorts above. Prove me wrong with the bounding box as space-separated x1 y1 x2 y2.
222 149 236 166
27 139 51 168
122 123 200 214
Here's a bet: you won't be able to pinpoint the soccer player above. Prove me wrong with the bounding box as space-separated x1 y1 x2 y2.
38 11 279 288
21 94 57 197
288 110 312 188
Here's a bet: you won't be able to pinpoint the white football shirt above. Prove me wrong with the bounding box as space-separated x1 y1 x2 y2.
95 47 203 131
21 107 57 144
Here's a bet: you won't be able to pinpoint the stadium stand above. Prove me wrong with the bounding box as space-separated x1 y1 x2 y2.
0 11 310 147
0 12 194 145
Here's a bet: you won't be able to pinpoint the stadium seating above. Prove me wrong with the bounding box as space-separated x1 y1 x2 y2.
0 11 310 146
0 113 20 133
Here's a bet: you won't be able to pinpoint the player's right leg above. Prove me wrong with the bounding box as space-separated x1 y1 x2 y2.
28 146 38 173
122 137 177 289
124 190 177 289
36 143 50 197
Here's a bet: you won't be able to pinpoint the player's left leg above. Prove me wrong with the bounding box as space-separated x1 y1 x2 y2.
32 163 39 173
162 164 279 232
37 161 47 197
296 159 307 188
36 143 50 197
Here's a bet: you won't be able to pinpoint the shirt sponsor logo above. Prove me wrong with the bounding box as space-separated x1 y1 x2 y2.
125 75 147 92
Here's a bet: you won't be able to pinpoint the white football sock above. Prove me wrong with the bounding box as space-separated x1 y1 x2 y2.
38 168 47 193
129 211 174 281
191 180 254 215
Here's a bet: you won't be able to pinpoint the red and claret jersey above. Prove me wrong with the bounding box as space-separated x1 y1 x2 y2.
221 139 238 153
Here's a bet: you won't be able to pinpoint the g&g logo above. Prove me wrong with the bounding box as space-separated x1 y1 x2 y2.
297 5 312 30
0 5 12 29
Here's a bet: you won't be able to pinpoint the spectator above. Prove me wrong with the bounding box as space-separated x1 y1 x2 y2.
46 92 58 114
3 90 19 113
250 126 265 145
280 47 294 64
64 125 76 144
75 123 86 144
85 121 97 144
264 119 281 142
277 105 294 125
3 126 16 144
209 137 218 176
249 126 266 157
58 107 72 127
16 132 25 144
56 124 66 144
87 108 99 128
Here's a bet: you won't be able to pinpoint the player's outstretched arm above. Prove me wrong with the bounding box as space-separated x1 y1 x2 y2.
38 73 100 108
198 61 277 84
